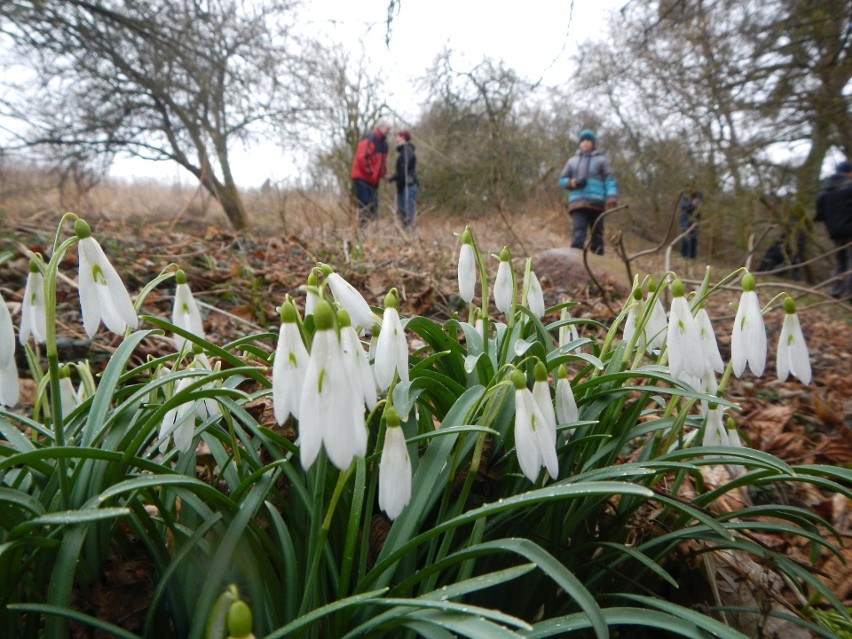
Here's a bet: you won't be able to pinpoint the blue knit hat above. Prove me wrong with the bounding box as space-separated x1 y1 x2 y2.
837 160 852 173
579 129 596 143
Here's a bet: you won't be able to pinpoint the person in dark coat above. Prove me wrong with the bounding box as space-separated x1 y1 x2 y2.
678 190 702 259
557 130 618 255
387 130 419 229
350 119 391 225
815 160 852 298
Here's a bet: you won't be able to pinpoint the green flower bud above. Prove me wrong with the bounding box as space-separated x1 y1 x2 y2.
557 364 568 379
175 269 187 285
337 308 352 328
510 369 526 390
671 279 685 298
533 360 548 383
741 271 756 292
279 300 298 323
307 270 318 287
313 300 335 331
318 263 333 277
783 296 796 315
28 259 40 274
227 600 253 639
461 227 473 245
499 246 510 262
74 219 92 239
385 405 401 428
383 288 399 309
631 287 643 301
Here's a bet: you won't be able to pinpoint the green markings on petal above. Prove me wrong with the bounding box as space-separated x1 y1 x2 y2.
317 368 326 394
91 263 106 285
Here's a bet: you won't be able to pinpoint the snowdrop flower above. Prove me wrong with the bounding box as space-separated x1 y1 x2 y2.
75 219 138 338
532 361 558 444
302 270 320 317
694 304 724 374
512 369 558 482
725 418 744 448
644 279 668 353
0 293 20 407
20 259 47 345
558 305 579 347
299 300 367 471
731 272 766 377
378 408 412 520
374 290 409 391
494 247 514 315
338 309 378 409
555 364 579 429
702 406 729 447
159 352 222 454
622 287 644 352
457 228 477 304
172 270 204 350
58 366 80 417
776 296 811 385
322 265 377 330
666 279 705 382
159 375 197 453
525 262 545 319
272 301 309 425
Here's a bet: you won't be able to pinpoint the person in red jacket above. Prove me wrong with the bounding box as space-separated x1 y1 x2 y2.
350 119 391 225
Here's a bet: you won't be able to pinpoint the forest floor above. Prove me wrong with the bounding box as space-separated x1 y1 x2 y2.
2 207 850 632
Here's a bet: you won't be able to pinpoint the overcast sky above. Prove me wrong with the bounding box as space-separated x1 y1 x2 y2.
111 0 623 186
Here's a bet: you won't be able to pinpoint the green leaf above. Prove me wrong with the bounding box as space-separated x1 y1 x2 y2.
8 603 144 639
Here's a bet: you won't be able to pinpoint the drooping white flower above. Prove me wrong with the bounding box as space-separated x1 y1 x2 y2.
75 219 138 338
644 282 668 353
555 364 579 428
298 300 367 471
159 376 197 454
323 267 377 330
558 305 579 347
776 297 811 385
702 406 729 447
493 247 514 315
378 412 412 520
374 290 409 391
301 270 320 317
172 270 204 350
666 279 705 382
0 293 20 407
694 305 724 374
731 272 766 378
512 369 558 482
621 288 644 351
58 367 80 417
338 309 378 409
159 353 222 454
272 301 309 425
20 259 47 345
525 263 545 319
458 229 477 304
531 361 558 450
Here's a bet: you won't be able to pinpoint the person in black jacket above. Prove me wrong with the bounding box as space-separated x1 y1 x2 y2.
815 160 852 298
387 130 419 229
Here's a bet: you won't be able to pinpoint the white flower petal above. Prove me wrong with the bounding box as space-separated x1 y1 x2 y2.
555 377 579 426
458 243 476 303
20 271 47 345
340 325 377 409
375 308 407 391
514 389 543 482
173 282 204 348
777 313 811 384
667 297 705 380
527 270 545 318
494 260 513 314
378 426 412 520
78 237 138 337
695 308 724 373
702 407 728 447
0 357 20 407
0 293 16 365
645 297 668 353
272 322 309 424
327 273 376 330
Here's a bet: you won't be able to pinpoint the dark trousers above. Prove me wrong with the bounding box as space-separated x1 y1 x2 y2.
570 208 604 255
830 236 852 298
396 185 418 228
353 179 379 224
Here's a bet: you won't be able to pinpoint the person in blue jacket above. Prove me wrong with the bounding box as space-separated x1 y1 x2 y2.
558 130 618 255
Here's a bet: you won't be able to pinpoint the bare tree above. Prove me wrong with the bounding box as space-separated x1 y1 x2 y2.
0 0 304 231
